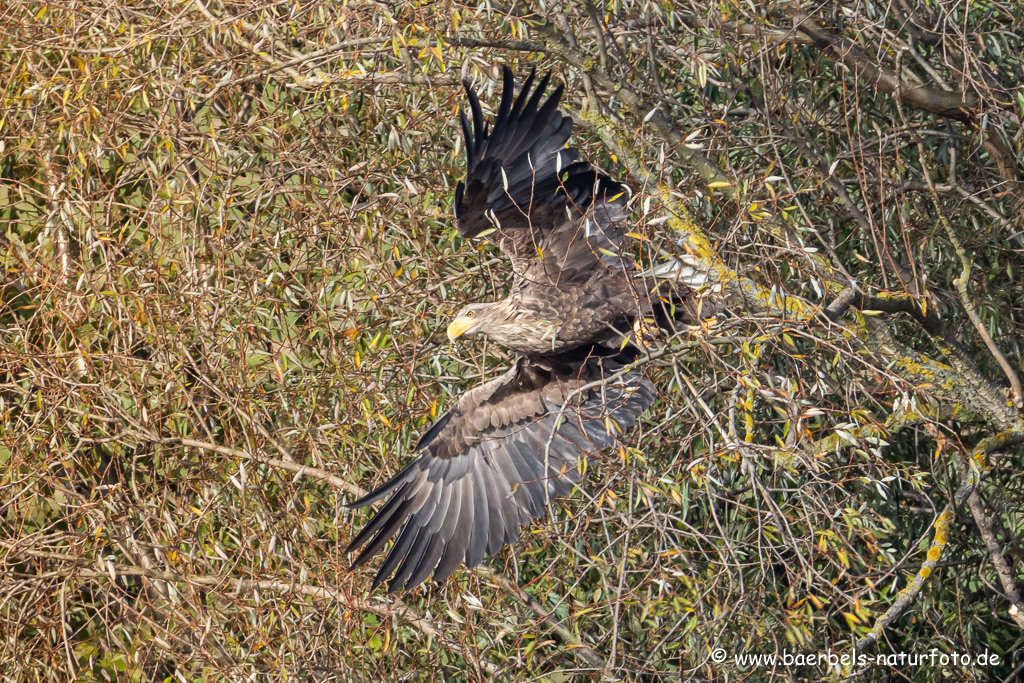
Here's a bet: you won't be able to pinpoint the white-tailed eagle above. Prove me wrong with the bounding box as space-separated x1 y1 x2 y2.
347 68 700 591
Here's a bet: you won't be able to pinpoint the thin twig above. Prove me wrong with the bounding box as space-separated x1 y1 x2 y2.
857 423 1024 649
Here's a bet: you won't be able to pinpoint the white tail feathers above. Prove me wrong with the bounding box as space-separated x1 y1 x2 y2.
641 254 715 290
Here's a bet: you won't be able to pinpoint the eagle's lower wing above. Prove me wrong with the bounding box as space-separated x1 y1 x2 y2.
346 347 655 592
454 68 632 285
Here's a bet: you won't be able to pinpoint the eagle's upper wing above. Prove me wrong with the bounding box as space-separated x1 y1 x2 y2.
346 347 655 592
454 68 633 287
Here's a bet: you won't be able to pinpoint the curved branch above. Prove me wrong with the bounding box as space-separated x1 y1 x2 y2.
857 423 1024 649
968 492 1024 629
792 15 978 121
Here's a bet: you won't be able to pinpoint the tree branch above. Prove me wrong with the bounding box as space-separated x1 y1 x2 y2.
478 567 613 677
124 429 611 673
7 553 497 675
674 12 815 46
968 491 1024 629
857 423 1024 649
791 15 978 121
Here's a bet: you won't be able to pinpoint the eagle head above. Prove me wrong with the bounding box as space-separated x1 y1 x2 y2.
446 303 493 342
447 300 550 351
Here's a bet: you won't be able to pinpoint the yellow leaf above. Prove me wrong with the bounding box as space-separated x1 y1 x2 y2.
708 181 732 188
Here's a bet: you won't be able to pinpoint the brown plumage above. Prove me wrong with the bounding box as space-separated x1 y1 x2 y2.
347 346 654 591
445 69 655 355
347 69 688 592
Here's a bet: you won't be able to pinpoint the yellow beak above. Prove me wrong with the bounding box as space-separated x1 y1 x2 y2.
446 316 474 342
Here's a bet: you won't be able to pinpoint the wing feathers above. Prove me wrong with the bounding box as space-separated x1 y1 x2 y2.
348 349 655 591
489 67 519 145
454 67 630 272
465 466 490 568
459 110 474 164
509 69 537 120
345 458 416 508
433 478 473 582
480 462 510 554
373 520 424 590
424 479 455 535
388 524 436 591
348 487 412 564
467 86 483 157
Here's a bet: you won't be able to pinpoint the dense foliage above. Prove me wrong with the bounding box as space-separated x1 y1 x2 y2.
2 0 1023 680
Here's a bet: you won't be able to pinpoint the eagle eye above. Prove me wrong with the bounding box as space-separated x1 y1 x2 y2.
467 310 475 318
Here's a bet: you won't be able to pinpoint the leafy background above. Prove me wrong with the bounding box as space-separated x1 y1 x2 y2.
2 0 1023 681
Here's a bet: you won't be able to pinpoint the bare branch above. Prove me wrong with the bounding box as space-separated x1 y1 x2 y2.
791 14 978 120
